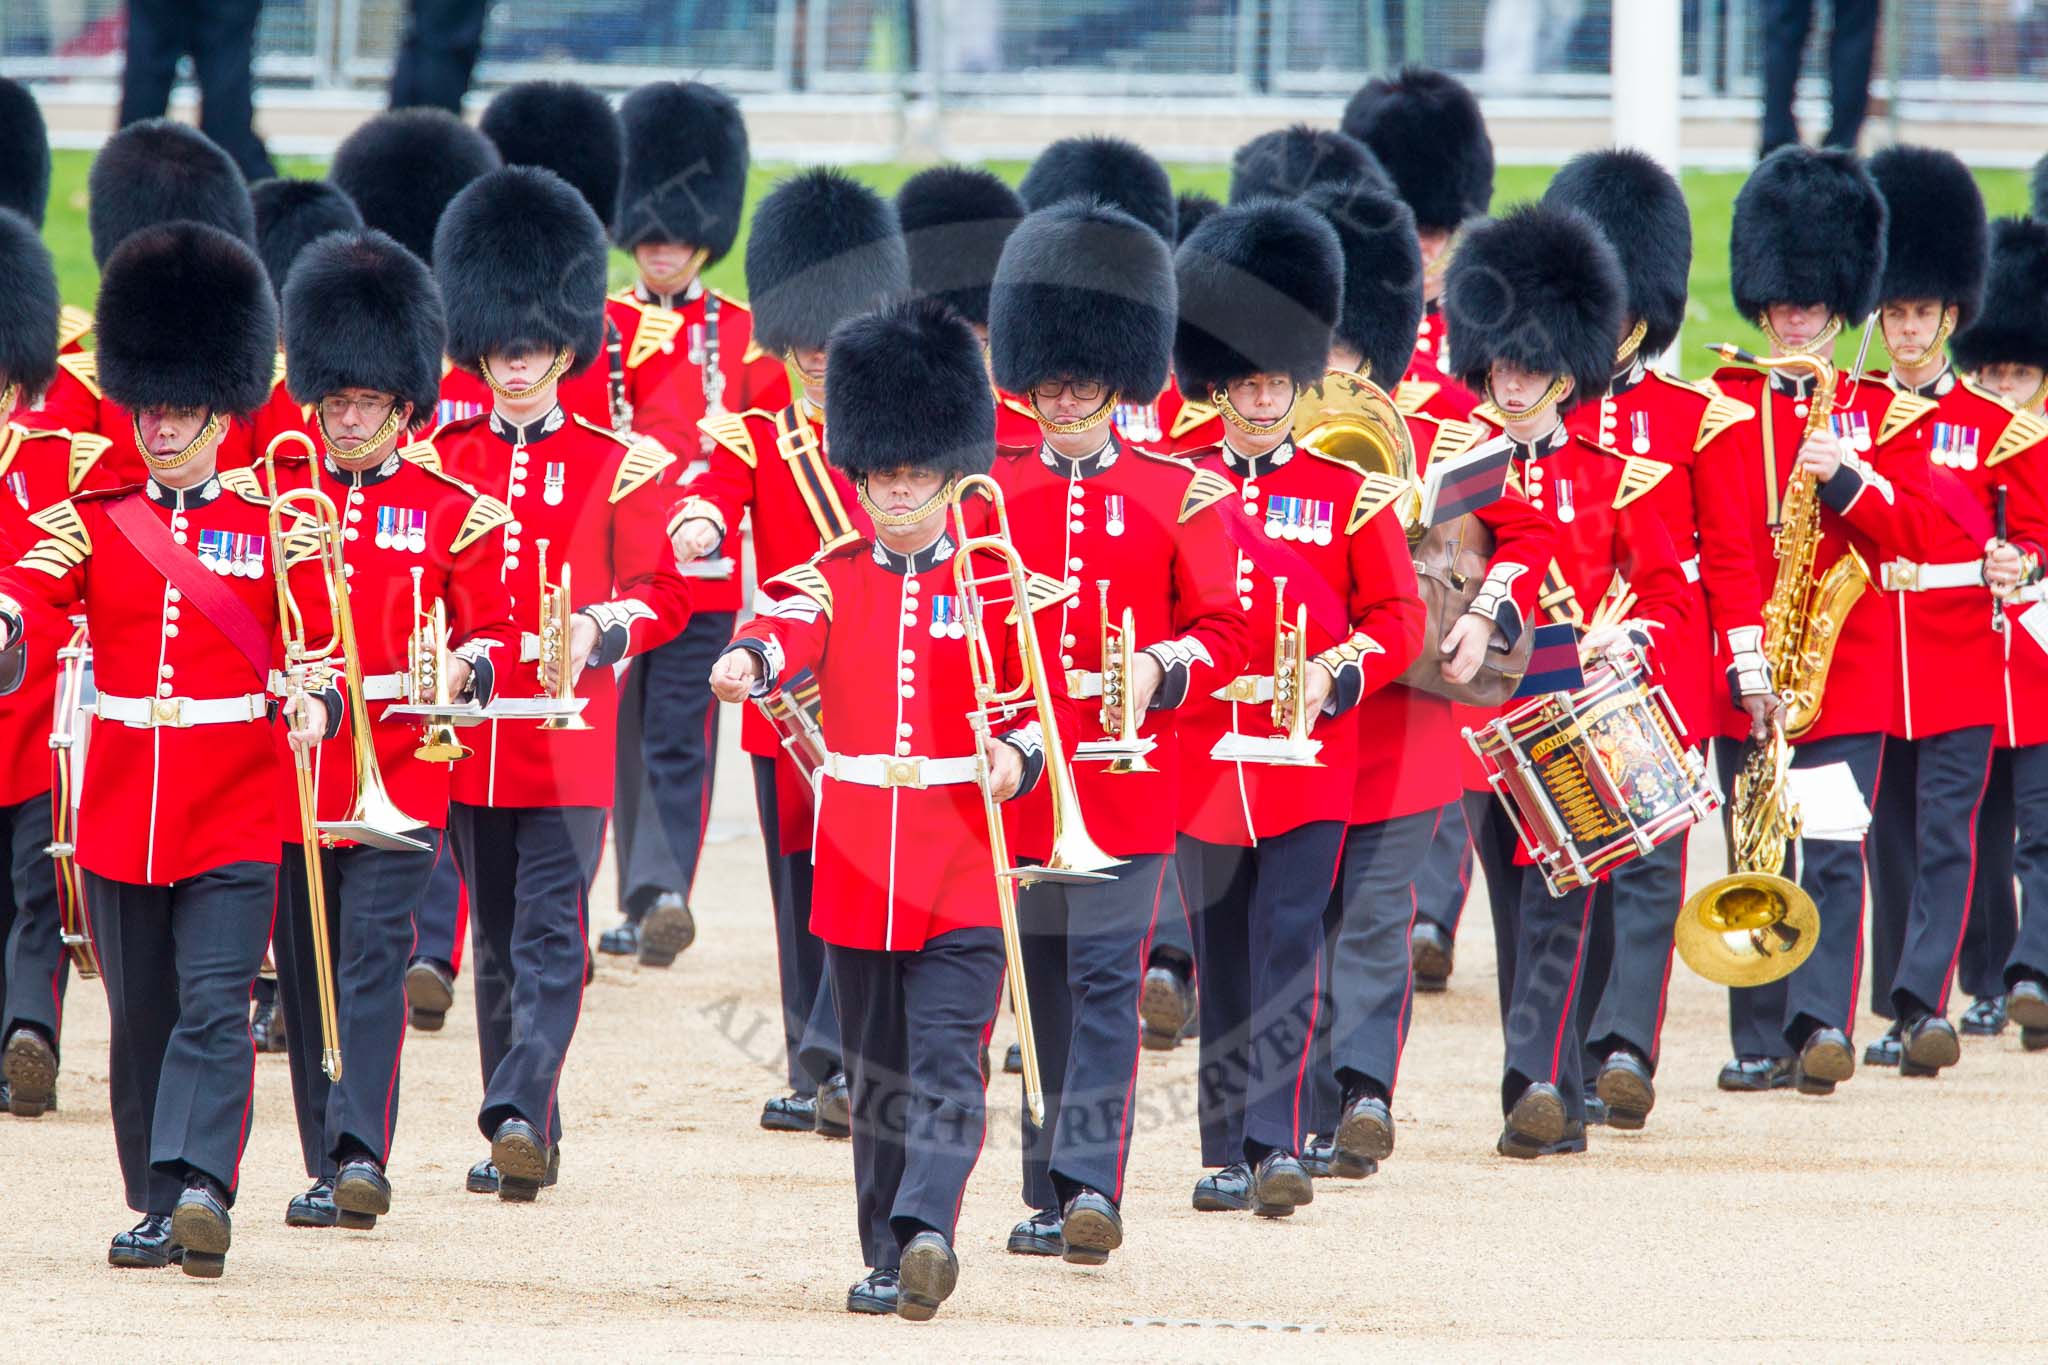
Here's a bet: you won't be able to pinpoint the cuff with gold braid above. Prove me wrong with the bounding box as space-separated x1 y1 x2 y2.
1311 632 1385 717
1467 563 1527 648
1723 624 1772 702
722 638 781 697
1140 636 1214 711
997 719 1047 798
667 496 725 541
580 599 656 668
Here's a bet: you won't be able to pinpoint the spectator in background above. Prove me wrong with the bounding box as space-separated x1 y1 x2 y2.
118 0 275 179
1760 0 1879 155
390 0 495 112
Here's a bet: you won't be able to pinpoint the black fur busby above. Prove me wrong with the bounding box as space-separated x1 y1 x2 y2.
1172 199 1343 397
251 178 364 305
434 166 609 378
1730 145 1887 323
1339 66 1494 232
1175 191 1221 246
825 297 994 481
1228 124 1390 206
329 109 501 265
283 229 447 423
745 168 908 355
1019 136 1176 243
87 118 254 268
95 222 277 417
1303 180 1422 388
614 81 749 260
1542 149 1691 360
1442 204 1624 412
1867 145 1986 324
0 78 50 227
989 199 1175 402
0 209 57 398
896 165 1025 328
1953 217 2048 374
479 81 623 226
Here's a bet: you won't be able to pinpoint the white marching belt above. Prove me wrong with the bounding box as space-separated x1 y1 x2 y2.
2018 581 2048 605
1680 555 1702 584
1211 674 1276 705
1065 669 1105 700
1882 559 1982 592
821 752 979 789
518 631 542 664
95 692 267 728
268 669 406 700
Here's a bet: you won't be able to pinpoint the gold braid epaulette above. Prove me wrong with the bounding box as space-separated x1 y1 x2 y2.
218 467 270 505
1612 455 1674 510
699 411 759 468
1877 391 1938 447
19 500 92 577
451 495 513 554
1344 469 1410 533
1178 468 1234 523
765 562 833 621
1169 397 1219 439
55 351 99 400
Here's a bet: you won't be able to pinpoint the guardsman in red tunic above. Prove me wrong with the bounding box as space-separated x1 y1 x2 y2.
984 199 1250 1262
712 299 1078 1321
603 82 788 967
1710 147 1942 1096
1543 151 1775 1132
0 224 342 1276
1859 148 2043 1068
1444 205 1691 1158
265 229 519 1232
670 168 904 1137
1952 218 2048 1054
1170 201 1424 1214
429 167 690 1200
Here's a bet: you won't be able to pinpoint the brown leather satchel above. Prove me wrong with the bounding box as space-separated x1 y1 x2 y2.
1398 512 1534 706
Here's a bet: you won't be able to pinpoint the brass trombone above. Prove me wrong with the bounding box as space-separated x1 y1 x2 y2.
533 538 592 730
949 473 1124 1127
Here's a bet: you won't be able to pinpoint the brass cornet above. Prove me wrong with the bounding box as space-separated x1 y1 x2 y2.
534 537 592 731
1086 581 1156 774
1209 577 1325 766
407 565 471 762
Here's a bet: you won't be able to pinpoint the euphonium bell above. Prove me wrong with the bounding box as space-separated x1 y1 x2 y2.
1673 729 1820 988
1291 368 1422 533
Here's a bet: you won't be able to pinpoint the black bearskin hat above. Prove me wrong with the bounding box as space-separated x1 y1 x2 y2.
1730 145 1887 323
897 165 1025 328
1867 145 1986 325
745 168 908 355
87 118 254 268
1019 136 1176 243
96 222 277 417
1340 66 1494 232
1953 217 2048 374
251 178 364 304
479 81 623 227
0 78 50 227
283 229 447 424
0 209 58 398
1229 124 1390 205
1172 199 1343 397
1303 180 1422 388
434 166 608 378
1175 190 1222 246
1442 203 1624 412
329 109 501 265
1543 149 1691 360
614 81 749 260
825 297 993 481
990 199 1175 402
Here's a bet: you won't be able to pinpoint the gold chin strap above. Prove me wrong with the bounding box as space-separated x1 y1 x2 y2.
0 382 17 418
856 478 956 530
1758 313 1844 358
318 403 406 465
135 410 226 472
1885 310 1955 370
1613 318 1650 367
786 350 827 400
1036 391 1119 436
1483 374 1572 423
480 347 572 400
1213 385 1297 435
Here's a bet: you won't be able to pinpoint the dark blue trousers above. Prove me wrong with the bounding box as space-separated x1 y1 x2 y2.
1581 830 1690 1073
752 755 841 1091
612 610 731 920
1415 798 1475 935
1998 744 2048 986
1 793 69 1055
411 829 464 973
1866 727 1994 1019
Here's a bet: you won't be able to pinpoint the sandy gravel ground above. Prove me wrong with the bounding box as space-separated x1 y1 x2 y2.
5 714 2044 1361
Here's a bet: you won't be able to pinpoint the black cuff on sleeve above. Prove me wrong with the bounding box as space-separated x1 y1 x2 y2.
1815 462 1865 514
318 684 346 741
721 639 777 696
582 611 633 669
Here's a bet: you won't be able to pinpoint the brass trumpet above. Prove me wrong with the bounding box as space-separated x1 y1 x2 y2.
1091 581 1156 774
407 565 471 762
534 538 592 731
1209 577 1325 766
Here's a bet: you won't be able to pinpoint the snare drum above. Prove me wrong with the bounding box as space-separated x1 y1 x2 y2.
1465 644 1717 896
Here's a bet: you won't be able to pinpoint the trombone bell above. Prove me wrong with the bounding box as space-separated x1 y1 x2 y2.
1673 872 1820 988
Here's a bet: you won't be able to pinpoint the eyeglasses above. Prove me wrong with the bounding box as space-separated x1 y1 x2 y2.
319 394 396 422
1031 379 1106 403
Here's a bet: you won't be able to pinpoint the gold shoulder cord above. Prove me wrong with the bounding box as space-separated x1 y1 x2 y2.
1760 385 1782 529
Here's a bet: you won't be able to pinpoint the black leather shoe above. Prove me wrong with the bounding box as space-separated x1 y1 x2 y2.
846 1267 900 1315
465 1143 559 1195
2008 980 2048 1050
1960 995 2008 1036
1596 1050 1655 1130
1003 1042 1023 1075
1795 1027 1855 1096
1717 1054 1795 1091
1335 1091 1395 1166
638 893 696 967
1863 1020 1903 1067
109 1214 182 1268
490 1118 552 1201
1410 920 1454 993
1192 1162 1252 1211
815 1072 851 1138
1506 1082 1567 1147
1497 1119 1588 1159
1060 1188 1123 1265
1249 1150 1313 1218
171 1179 232 1278
3 1028 58 1117
761 1091 818 1133
285 1178 338 1228
597 918 641 956
251 1000 287 1053
334 1158 391 1229
1006 1207 1063 1256
896 1231 959 1321
1139 962 1196 1049
1301 1134 1376 1179
405 958 454 1032
1900 1013 1961 1077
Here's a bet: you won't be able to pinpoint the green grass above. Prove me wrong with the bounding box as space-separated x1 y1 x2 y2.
42 151 2036 382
